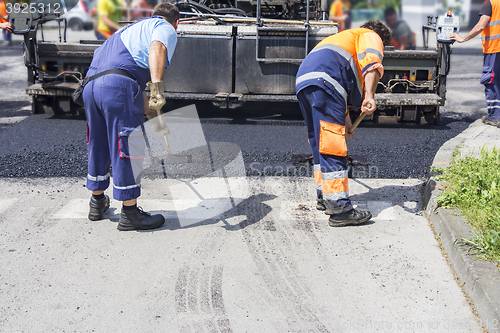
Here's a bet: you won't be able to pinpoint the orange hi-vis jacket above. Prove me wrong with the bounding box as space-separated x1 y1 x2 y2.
296 28 384 109
296 28 384 199
482 0 500 54
330 0 346 31
0 0 8 23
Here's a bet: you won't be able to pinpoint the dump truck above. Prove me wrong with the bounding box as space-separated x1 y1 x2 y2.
9 1 456 124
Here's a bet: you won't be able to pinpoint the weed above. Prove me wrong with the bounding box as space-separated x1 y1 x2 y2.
436 145 500 268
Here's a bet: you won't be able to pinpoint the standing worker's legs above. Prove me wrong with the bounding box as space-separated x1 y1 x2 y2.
298 86 351 212
86 76 165 230
2 29 12 45
84 80 111 221
298 87 323 209
298 86 371 227
483 53 500 125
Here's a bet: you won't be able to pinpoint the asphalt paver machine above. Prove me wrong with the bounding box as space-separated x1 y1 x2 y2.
9 1 457 124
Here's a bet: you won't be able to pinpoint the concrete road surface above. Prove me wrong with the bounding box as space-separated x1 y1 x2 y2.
0 27 486 333
0 173 484 332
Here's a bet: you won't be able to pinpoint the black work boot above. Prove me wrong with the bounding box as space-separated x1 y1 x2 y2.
328 209 372 227
482 116 500 127
118 206 165 231
88 194 110 221
316 197 326 211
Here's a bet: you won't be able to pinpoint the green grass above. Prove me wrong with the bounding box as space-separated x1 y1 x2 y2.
435 145 500 268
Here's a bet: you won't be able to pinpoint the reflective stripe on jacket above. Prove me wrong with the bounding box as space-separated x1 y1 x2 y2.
295 28 384 108
482 0 500 54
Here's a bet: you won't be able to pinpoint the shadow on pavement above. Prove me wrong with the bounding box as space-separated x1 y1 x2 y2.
154 193 278 232
349 179 423 216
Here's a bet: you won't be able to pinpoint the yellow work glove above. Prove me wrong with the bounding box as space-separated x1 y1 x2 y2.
147 81 166 111
146 110 170 136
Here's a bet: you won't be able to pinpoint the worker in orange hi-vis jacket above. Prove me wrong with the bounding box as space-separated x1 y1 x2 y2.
451 1 500 127
0 0 13 46
384 7 416 50
329 0 351 31
296 20 391 227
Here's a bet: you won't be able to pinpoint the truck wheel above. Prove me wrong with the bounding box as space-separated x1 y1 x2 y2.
32 96 45 114
424 107 440 125
68 18 84 31
434 111 441 125
48 97 66 116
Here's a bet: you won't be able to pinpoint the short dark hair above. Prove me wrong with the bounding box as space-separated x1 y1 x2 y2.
384 7 397 17
153 2 180 25
361 20 392 46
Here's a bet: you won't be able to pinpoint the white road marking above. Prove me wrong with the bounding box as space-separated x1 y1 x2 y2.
52 199 93 219
0 116 28 125
53 198 418 222
0 198 17 215
52 197 235 226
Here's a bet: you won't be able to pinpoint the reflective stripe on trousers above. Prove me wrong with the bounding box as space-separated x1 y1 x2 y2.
483 52 500 121
297 86 353 214
84 33 146 201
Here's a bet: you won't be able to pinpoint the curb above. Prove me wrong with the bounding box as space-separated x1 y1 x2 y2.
424 120 500 333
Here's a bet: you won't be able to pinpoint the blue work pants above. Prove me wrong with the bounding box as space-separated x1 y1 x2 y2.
83 74 145 201
483 52 500 121
298 85 353 214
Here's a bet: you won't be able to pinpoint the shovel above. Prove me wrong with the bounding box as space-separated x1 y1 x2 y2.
348 103 372 134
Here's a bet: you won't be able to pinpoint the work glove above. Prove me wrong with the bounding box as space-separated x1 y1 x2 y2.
147 81 166 111
147 110 170 136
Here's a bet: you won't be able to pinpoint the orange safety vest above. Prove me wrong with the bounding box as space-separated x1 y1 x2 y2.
482 0 500 53
313 28 385 94
390 31 417 49
0 0 8 23
330 0 345 31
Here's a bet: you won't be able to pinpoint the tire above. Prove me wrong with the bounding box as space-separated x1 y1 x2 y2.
47 97 66 116
424 107 440 125
68 18 84 31
32 96 45 114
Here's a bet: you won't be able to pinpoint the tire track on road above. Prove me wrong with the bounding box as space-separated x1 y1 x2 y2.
239 193 332 332
174 230 233 333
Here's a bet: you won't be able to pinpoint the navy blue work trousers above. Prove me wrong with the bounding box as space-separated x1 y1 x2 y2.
297 85 353 214
83 74 145 201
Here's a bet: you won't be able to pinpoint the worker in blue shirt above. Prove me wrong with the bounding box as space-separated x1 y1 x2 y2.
82 2 178 231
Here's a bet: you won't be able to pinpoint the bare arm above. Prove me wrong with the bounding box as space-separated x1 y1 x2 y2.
329 14 348 21
450 15 490 42
100 14 121 31
362 69 380 114
0 22 13 32
329 4 347 23
149 41 167 82
146 41 168 112
347 69 380 136
397 34 409 50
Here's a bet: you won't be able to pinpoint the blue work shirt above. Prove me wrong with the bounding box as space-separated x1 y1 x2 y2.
120 16 178 69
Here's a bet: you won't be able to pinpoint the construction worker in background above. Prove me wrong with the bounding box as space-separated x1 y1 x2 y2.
296 20 391 227
451 1 500 127
0 0 12 46
329 0 351 31
130 0 154 20
82 2 178 231
384 7 416 50
95 0 124 40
